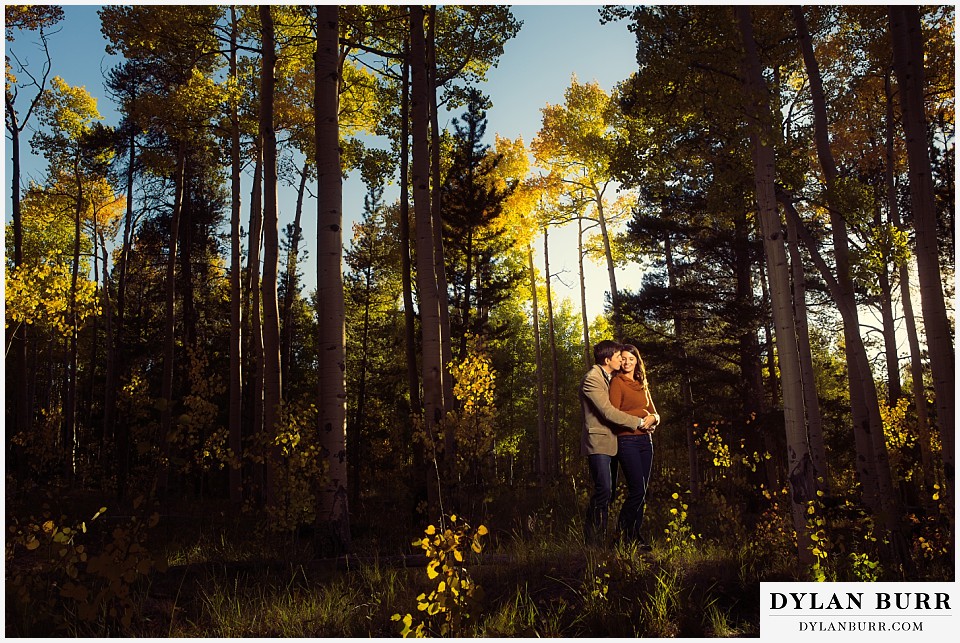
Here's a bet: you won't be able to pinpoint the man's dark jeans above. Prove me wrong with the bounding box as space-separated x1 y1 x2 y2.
585 453 617 545
616 433 654 543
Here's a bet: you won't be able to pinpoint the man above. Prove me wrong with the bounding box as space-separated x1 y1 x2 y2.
580 339 652 546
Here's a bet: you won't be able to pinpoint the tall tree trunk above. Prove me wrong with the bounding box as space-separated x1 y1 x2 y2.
6 91 30 456
64 162 84 480
736 5 814 565
88 218 102 456
734 211 777 489
111 116 137 500
350 252 373 509
794 9 908 565
7 112 24 271
460 231 475 357
9 198 30 466
281 163 308 392
543 228 560 477
874 198 903 403
794 7 887 513
664 232 700 499
315 3 350 553
160 144 187 496
592 186 621 338
260 4 282 507
529 243 547 484
785 210 828 493
399 43 420 414
246 146 264 501
178 199 198 354
411 3 446 516
93 230 110 469
886 70 935 509
427 5 455 427
577 217 590 370
757 260 779 409
782 199 912 570
889 6 955 519
399 41 426 511
228 5 243 506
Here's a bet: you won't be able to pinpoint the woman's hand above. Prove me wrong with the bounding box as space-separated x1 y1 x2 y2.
641 414 657 432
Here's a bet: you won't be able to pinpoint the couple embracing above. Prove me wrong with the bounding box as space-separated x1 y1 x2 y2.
579 339 660 550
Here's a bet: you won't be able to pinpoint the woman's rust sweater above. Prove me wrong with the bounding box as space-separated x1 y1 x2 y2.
609 373 657 436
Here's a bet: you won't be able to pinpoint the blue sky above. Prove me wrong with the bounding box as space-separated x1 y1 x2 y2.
5 3 644 322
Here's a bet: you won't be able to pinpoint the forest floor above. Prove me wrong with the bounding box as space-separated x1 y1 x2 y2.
6 483 779 637
12 479 951 637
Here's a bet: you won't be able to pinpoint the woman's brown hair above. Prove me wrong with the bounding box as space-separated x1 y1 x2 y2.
621 343 647 387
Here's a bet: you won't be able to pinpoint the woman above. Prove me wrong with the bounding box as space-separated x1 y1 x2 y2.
608 344 659 550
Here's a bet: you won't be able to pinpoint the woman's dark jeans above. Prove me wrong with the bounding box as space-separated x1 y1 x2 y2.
616 433 654 543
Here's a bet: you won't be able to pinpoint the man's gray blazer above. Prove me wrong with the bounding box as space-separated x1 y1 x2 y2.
579 364 642 456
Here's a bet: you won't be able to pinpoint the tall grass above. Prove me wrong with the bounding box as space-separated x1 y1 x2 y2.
8 480 949 637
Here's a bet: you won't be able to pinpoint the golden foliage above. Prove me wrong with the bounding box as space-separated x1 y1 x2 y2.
392 514 488 637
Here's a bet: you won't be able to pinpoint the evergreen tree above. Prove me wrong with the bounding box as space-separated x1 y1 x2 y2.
441 88 521 357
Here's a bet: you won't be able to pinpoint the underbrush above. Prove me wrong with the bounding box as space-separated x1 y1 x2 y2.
5 480 952 637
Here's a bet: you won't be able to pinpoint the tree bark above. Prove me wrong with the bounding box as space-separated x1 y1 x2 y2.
592 185 621 338
399 42 421 415
260 5 282 506
529 243 547 485
734 211 778 489
664 232 700 499
281 163 308 393
350 225 374 509
246 146 264 501
398 39 427 512
229 5 243 506
427 4 456 439
315 3 350 553
543 227 560 477
411 4 447 516
889 5 955 516
794 8 908 564
785 210 828 493
874 203 902 404
64 158 85 480
577 217 591 370
794 6 887 508
885 70 935 509
97 231 113 462
159 144 187 496
736 5 815 565
112 117 137 499
7 114 30 450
